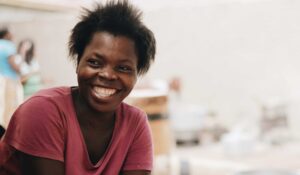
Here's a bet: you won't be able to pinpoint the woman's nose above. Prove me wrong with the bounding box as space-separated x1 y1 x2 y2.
98 66 117 80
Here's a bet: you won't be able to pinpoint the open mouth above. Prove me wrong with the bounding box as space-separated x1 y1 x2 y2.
92 86 117 98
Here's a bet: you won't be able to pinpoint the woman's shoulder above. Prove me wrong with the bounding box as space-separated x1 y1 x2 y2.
120 102 146 115
0 39 14 46
119 102 148 124
11 87 71 127
0 39 16 55
33 86 71 98
22 86 72 109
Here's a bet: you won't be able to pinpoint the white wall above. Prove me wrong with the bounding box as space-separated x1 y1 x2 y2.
12 18 78 87
142 0 300 134
0 6 78 87
1 0 300 136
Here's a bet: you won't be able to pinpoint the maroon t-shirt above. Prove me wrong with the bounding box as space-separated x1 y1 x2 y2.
0 87 153 175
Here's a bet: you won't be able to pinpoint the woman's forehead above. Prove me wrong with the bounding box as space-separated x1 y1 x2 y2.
83 32 138 61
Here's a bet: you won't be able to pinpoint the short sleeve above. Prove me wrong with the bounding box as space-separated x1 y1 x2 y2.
122 111 153 171
4 96 66 162
5 41 16 57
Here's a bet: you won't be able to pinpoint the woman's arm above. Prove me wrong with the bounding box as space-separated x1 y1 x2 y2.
8 55 21 74
7 97 66 175
19 152 65 175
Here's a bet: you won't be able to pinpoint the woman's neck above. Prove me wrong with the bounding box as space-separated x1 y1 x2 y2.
72 87 115 124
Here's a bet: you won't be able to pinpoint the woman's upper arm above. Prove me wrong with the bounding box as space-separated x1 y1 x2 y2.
5 97 65 161
19 151 64 175
8 55 21 73
4 97 66 174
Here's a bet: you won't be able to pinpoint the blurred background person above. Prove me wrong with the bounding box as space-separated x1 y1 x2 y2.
0 26 23 129
17 39 43 99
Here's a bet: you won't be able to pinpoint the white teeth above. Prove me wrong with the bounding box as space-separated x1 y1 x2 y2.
93 87 117 97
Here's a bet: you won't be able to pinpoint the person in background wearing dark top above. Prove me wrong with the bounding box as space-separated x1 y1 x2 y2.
0 1 156 175
0 27 23 129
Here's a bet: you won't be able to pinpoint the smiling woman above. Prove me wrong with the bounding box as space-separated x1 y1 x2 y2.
0 1 156 175
75 32 138 113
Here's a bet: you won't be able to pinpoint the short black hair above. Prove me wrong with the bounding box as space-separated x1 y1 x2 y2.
0 27 9 39
69 0 156 75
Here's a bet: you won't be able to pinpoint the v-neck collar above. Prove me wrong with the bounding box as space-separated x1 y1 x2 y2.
69 87 120 168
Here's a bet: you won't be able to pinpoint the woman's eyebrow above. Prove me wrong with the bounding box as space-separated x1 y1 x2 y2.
93 52 104 59
118 58 137 66
91 51 136 65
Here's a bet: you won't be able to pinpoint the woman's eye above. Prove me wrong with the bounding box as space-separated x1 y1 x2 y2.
117 65 133 73
87 59 100 67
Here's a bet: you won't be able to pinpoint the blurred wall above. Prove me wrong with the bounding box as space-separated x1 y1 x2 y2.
1 0 300 137
143 0 300 136
0 5 78 87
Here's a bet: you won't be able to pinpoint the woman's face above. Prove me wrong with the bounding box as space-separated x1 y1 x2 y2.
77 31 138 112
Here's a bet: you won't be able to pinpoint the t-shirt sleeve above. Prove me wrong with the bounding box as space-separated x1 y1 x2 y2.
4 96 65 162
122 111 153 171
5 42 16 57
